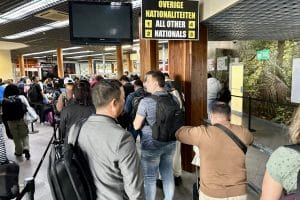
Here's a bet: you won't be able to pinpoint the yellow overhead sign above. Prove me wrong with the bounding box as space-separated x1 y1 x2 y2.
142 0 199 40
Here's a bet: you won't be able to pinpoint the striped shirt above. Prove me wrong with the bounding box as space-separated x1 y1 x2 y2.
0 126 8 164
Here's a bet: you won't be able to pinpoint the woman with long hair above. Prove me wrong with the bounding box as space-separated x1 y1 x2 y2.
59 80 95 139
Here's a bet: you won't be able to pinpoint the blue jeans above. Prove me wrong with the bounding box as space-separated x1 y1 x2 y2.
141 142 176 200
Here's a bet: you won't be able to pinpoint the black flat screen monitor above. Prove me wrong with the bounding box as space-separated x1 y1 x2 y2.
69 1 133 45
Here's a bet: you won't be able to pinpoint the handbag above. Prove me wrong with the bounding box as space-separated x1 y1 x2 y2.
0 160 20 198
24 106 38 124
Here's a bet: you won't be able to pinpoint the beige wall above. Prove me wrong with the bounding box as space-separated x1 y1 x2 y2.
207 41 238 59
202 0 240 21
0 50 13 80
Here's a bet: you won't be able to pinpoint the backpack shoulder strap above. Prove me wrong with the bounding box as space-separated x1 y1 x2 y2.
284 144 300 152
68 118 88 147
214 123 247 154
147 94 159 101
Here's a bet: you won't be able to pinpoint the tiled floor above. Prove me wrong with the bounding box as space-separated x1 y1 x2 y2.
1 113 290 199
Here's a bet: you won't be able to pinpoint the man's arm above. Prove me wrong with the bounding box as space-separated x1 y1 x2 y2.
133 99 147 130
119 133 145 200
176 126 204 146
133 114 145 130
56 94 64 112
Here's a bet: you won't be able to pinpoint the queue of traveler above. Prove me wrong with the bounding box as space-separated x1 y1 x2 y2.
0 71 299 200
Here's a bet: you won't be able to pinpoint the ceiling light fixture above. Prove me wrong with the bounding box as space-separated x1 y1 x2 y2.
23 46 82 57
104 45 132 51
67 53 113 59
2 20 69 39
0 0 65 25
61 50 94 56
132 0 142 9
24 50 56 56
122 45 132 49
104 46 116 51
62 46 82 51
159 40 168 44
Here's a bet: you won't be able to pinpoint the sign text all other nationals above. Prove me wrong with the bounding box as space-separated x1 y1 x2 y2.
142 0 199 40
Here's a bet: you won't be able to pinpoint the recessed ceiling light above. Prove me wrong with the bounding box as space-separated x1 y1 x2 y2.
104 45 132 51
159 40 168 44
23 47 82 56
61 50 94 56
104 46 116 51
0 0 65 25
62 47 82 51
2 20 69 39
24 50 56 56
67 53 113 59
132 0 141 9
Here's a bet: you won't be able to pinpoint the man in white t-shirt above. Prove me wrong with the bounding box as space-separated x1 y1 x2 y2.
207 73 222 118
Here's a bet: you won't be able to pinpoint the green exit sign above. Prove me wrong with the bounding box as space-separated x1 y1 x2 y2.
257 49 270 60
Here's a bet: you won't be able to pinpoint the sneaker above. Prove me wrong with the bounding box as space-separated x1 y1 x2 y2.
174 176 183 186
23 149 31 160
156 179 163 189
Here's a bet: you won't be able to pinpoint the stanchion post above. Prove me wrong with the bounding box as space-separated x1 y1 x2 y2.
25 177 35 200
29 121 39 134
248 96 256 132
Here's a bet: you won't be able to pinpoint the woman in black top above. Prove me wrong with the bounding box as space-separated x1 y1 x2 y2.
59 80 95 139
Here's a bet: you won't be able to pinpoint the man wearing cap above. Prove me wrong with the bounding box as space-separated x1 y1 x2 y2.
56 77 75 113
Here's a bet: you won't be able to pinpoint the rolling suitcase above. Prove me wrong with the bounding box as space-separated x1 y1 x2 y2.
0 160 19 199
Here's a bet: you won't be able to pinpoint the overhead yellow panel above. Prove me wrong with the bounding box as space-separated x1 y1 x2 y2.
0 50 13 80
230 63 244 125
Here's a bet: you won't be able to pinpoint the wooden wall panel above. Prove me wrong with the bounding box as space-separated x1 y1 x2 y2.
18 54 25 76
139 17 158 80
88 57 93 75
168 25 208 172
116 46 123 78
57 48 64 78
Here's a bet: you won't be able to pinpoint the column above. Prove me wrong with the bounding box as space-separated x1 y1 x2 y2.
18 54 25 76
116 46 123 78
111 63 115 73
139 17 158 80
168 25 208 172
56 48 64 78
126 54 133 73
88 57 93 75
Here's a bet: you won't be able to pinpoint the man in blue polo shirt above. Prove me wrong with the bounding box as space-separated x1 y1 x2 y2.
134 71 176 200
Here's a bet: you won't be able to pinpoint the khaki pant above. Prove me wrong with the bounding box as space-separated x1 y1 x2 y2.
200 191 247 200
173 141 182 177
8 119 29 155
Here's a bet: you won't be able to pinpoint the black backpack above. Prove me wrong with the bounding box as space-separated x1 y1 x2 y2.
149 94 185 142
2 96 27 121
28 84 42 103
48 118 96 200
130 91 148 120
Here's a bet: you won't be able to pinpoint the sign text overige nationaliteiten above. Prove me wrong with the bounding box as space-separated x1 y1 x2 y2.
142 0 199 40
